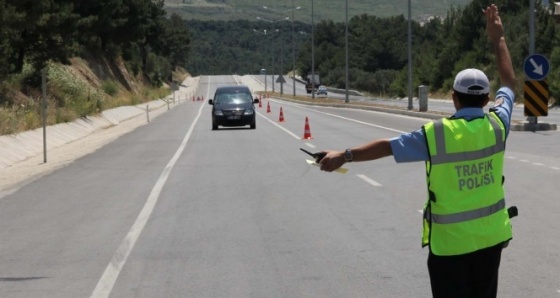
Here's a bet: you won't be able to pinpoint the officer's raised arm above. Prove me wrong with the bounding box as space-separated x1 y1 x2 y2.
485 4 516 91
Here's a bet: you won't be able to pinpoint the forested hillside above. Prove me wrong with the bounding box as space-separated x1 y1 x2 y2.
187 0 560 100
0 0 190 134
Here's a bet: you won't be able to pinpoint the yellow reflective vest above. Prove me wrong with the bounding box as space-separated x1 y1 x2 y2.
422 113 512 256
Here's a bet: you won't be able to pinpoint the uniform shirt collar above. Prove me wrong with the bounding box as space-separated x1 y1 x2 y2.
452 107 486 120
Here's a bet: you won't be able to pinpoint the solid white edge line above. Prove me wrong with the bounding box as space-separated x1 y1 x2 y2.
90 77 210 298
356 174 382 187
259 96 409 142
256 110 301 140
267 98 408 134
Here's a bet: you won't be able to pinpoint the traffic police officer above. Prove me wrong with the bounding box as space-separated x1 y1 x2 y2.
318 4 516 297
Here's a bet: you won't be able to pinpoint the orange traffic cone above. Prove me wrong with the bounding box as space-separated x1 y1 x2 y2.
302 117 313 139
266 101 271 113
279 107 285 122
259 95 262 108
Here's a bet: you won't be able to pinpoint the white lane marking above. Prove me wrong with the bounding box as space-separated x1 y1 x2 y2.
256 101 406 142
268 98 408 133
418 210 423 214
356 174 382 187
305 143 316 149
315 110 407 133
256 110 300 139
507 156 560 171
507 156 559 171
306 107 407 133
90 77 210 298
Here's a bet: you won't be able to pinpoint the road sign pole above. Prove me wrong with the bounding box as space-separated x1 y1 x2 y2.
528 0 536 124
276 75 287 96
42 68 47 163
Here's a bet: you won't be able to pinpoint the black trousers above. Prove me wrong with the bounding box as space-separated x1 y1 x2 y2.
427 243 504 298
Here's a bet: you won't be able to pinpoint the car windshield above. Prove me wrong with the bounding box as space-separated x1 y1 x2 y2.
214 92 252 105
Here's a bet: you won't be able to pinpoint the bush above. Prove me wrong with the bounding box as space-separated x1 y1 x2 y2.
47 63 105 113
102 80 119 96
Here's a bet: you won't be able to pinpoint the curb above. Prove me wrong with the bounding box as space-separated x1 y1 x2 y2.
511 122 557 131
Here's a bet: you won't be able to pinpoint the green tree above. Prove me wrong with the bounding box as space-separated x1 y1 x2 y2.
0 0 20 78
8 0 79 74
165 14 191 68
72 0 128 52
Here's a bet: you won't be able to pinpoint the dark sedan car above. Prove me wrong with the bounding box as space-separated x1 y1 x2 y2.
208 85 259 130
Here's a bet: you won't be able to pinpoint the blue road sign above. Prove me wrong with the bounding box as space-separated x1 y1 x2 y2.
524 54 550 80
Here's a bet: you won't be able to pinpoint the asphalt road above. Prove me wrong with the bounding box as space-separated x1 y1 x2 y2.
1 75 559 297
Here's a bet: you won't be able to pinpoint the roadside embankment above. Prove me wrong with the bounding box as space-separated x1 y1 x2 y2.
0 76 200 192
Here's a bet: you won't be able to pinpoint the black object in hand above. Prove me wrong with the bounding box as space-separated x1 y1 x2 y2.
300 148 326 162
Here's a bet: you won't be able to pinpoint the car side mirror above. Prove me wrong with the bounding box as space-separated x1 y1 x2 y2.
253 98 259 104
208 99 214 105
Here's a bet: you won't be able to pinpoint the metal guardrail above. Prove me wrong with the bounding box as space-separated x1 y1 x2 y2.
290 75 363 96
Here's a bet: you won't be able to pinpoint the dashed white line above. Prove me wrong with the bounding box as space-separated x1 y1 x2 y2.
356 174 382 187
305 142 316 149
507 156 559 171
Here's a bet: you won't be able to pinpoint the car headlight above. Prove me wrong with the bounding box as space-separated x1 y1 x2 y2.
244 109 254 115
214 110 224 116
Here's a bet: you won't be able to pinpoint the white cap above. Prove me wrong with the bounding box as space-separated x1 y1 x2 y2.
453 68 490 95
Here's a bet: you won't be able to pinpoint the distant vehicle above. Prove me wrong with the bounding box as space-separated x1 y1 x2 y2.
305 72 320 94
208 85 259 130
260 68 266 74
316 85 328 96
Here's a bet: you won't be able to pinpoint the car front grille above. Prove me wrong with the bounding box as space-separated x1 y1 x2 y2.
224 110 244 116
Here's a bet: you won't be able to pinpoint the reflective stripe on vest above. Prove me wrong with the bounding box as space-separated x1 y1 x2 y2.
430 115 505 165
422 113 512 256
425 198 505 224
